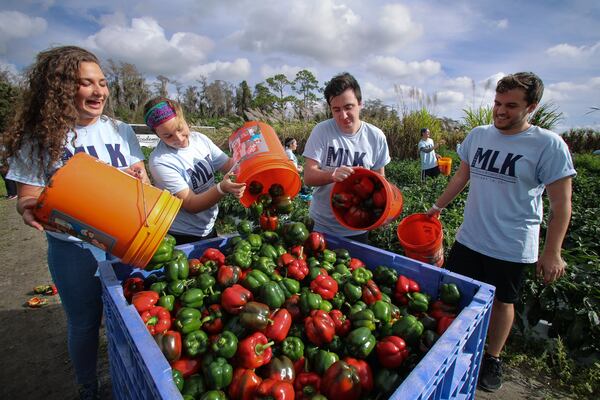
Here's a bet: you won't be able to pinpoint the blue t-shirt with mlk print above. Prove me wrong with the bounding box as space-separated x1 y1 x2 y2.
302 119 390 237
149 132 228 237
456 124 576 263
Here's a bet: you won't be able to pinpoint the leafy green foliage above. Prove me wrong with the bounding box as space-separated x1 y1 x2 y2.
530 101 563 130
462 105 493 131
562 129 600 154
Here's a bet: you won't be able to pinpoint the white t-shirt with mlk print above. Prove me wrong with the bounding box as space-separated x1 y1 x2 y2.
456 124 576 263
302 119 390 237
149 132 228 237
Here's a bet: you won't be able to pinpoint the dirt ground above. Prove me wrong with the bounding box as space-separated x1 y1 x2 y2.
0 195 573 400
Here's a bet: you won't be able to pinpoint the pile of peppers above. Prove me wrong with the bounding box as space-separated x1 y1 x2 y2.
123 220 462 400
331 174 388 228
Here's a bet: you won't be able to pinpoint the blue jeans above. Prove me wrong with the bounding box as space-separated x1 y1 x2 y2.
46 234 108 385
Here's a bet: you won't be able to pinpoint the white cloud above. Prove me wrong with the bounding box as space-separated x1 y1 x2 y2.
435 90 465 105
444 76 475 91
495 19 508 29
85 17 214 77
0 11 46 54
365 56 441 80
259 65 310 81
546 42 600 58
227 0 421 67
184 58 251 82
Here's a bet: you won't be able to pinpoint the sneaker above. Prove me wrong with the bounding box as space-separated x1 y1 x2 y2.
78 381 100 400
7 195 17 200
478 353 503 391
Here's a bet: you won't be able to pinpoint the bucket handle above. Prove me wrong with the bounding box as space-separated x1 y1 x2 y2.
139 178 149 228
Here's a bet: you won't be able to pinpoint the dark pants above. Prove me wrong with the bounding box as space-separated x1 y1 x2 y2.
1 173 17 197
169 228 218 245
421 166 441 181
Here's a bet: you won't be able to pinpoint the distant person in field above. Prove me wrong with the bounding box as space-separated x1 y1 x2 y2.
418 127 441 181
284 137 303 172
427 72 576 392
144 97 245 244
302 72 390 243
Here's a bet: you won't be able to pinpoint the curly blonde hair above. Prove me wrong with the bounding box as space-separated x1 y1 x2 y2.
1 46 102 176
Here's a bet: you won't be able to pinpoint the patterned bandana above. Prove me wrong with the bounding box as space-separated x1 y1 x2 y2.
144 101 176 129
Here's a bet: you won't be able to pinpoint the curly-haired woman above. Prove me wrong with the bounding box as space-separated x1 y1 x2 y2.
1 46 149 400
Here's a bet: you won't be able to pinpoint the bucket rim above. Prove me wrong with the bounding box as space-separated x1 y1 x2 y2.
396 213 443 250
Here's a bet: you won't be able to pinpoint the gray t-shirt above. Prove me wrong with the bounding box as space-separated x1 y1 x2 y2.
149 132 228 237
302 119 390 236
418 138 438 170
456 124 576 263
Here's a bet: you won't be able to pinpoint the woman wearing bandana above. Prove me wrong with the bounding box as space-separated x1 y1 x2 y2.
143 98 245 244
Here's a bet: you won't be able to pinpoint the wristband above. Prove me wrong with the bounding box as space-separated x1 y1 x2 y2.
431 203 444 212
216 182 225 195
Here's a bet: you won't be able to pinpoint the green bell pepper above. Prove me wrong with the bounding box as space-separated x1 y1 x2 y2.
172 368 184 391
165 257 189 281
440 283 461 305
175 307 203 334
194 273 216 292
199 390 227 400
203 356 233 390
299 290 323 314
408 292 429 313
150 281 168 294
326 335 344 353
334 248 351 263
334 263 351 276
343 281 363 303
392 314 424 345
281 336 304 361
320 261 334 274
349 309 378 331
181 288 206 309
345 326 376 359
183 330 209 357
283 222 309 245
167 280 187 297
252 256 276 276
330 292 346 309
351 267 372 285
228 250 252 269
211 330 238 359
246 233 262 251
259 280 286 309
157 294 175 312
370 300 392 324
277 277 300 298
236 219 253 237
249 201 264 220
260 230 280 244
320 249 337 264
373 265 398 288
319 300 333 312
313 349 339 375
259 243 279 261
307 257 321 269
242 269 270 292
182 374 206 398
150 239 174 264
234 239 252 254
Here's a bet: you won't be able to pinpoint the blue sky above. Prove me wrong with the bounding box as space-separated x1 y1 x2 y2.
1 0 599 131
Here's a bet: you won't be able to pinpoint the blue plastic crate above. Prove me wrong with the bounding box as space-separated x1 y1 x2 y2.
99 234 494 400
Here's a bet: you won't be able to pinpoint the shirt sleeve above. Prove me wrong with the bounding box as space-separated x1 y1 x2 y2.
537 134 576 185
302 125 324 165
120 122 145 165
372 130 390 170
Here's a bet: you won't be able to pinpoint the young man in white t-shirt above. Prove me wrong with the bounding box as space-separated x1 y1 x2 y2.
427 72 576 392
418 128 440 181
302 73 390 243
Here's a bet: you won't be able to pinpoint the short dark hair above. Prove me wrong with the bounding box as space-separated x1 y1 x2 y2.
284 138 296 147
420 128 429 134
324 72 362 105
496 72 544 105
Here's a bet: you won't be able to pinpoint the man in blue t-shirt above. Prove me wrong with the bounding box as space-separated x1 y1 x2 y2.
302 72 390 243
427 72 575 392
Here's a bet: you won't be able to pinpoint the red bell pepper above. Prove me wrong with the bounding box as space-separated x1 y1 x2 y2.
289 245 305 259
332 192 355 210
352 176 375 199
123 277 145 302
170 356 200 378
283 294 302 322
305 231 326 254
304 309 335 346
344 205 371 227
200 248 226 266
202 303 224 334
264 308 292 342
154 330 182 362
278 253 295 268
286 259 309 281
321 360 362 400
437 315 455 335
260 213 279 231
229 368 262 400
343 357 373 393
237 332 274 369
187 258 203 276
254 378 294 400
221 284 253 315
348 258 366 271
310 274 338 300
140 305 171 335
394 274 420 305
375 335 409 368
294 372 321 399
329 309 351 337
132 290 159 313
217 264 241 287
361 279 382 305
371 188 386 208
429 300 458 320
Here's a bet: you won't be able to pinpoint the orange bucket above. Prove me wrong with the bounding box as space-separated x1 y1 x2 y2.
229 121 301 207
397 213 444 266
331 167 403 230
34 153 182 269
438 157 452 176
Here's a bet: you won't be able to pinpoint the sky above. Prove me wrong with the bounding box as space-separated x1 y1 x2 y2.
1 0 599 132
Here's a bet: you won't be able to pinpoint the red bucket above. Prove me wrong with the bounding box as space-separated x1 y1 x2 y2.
397 213 444 267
